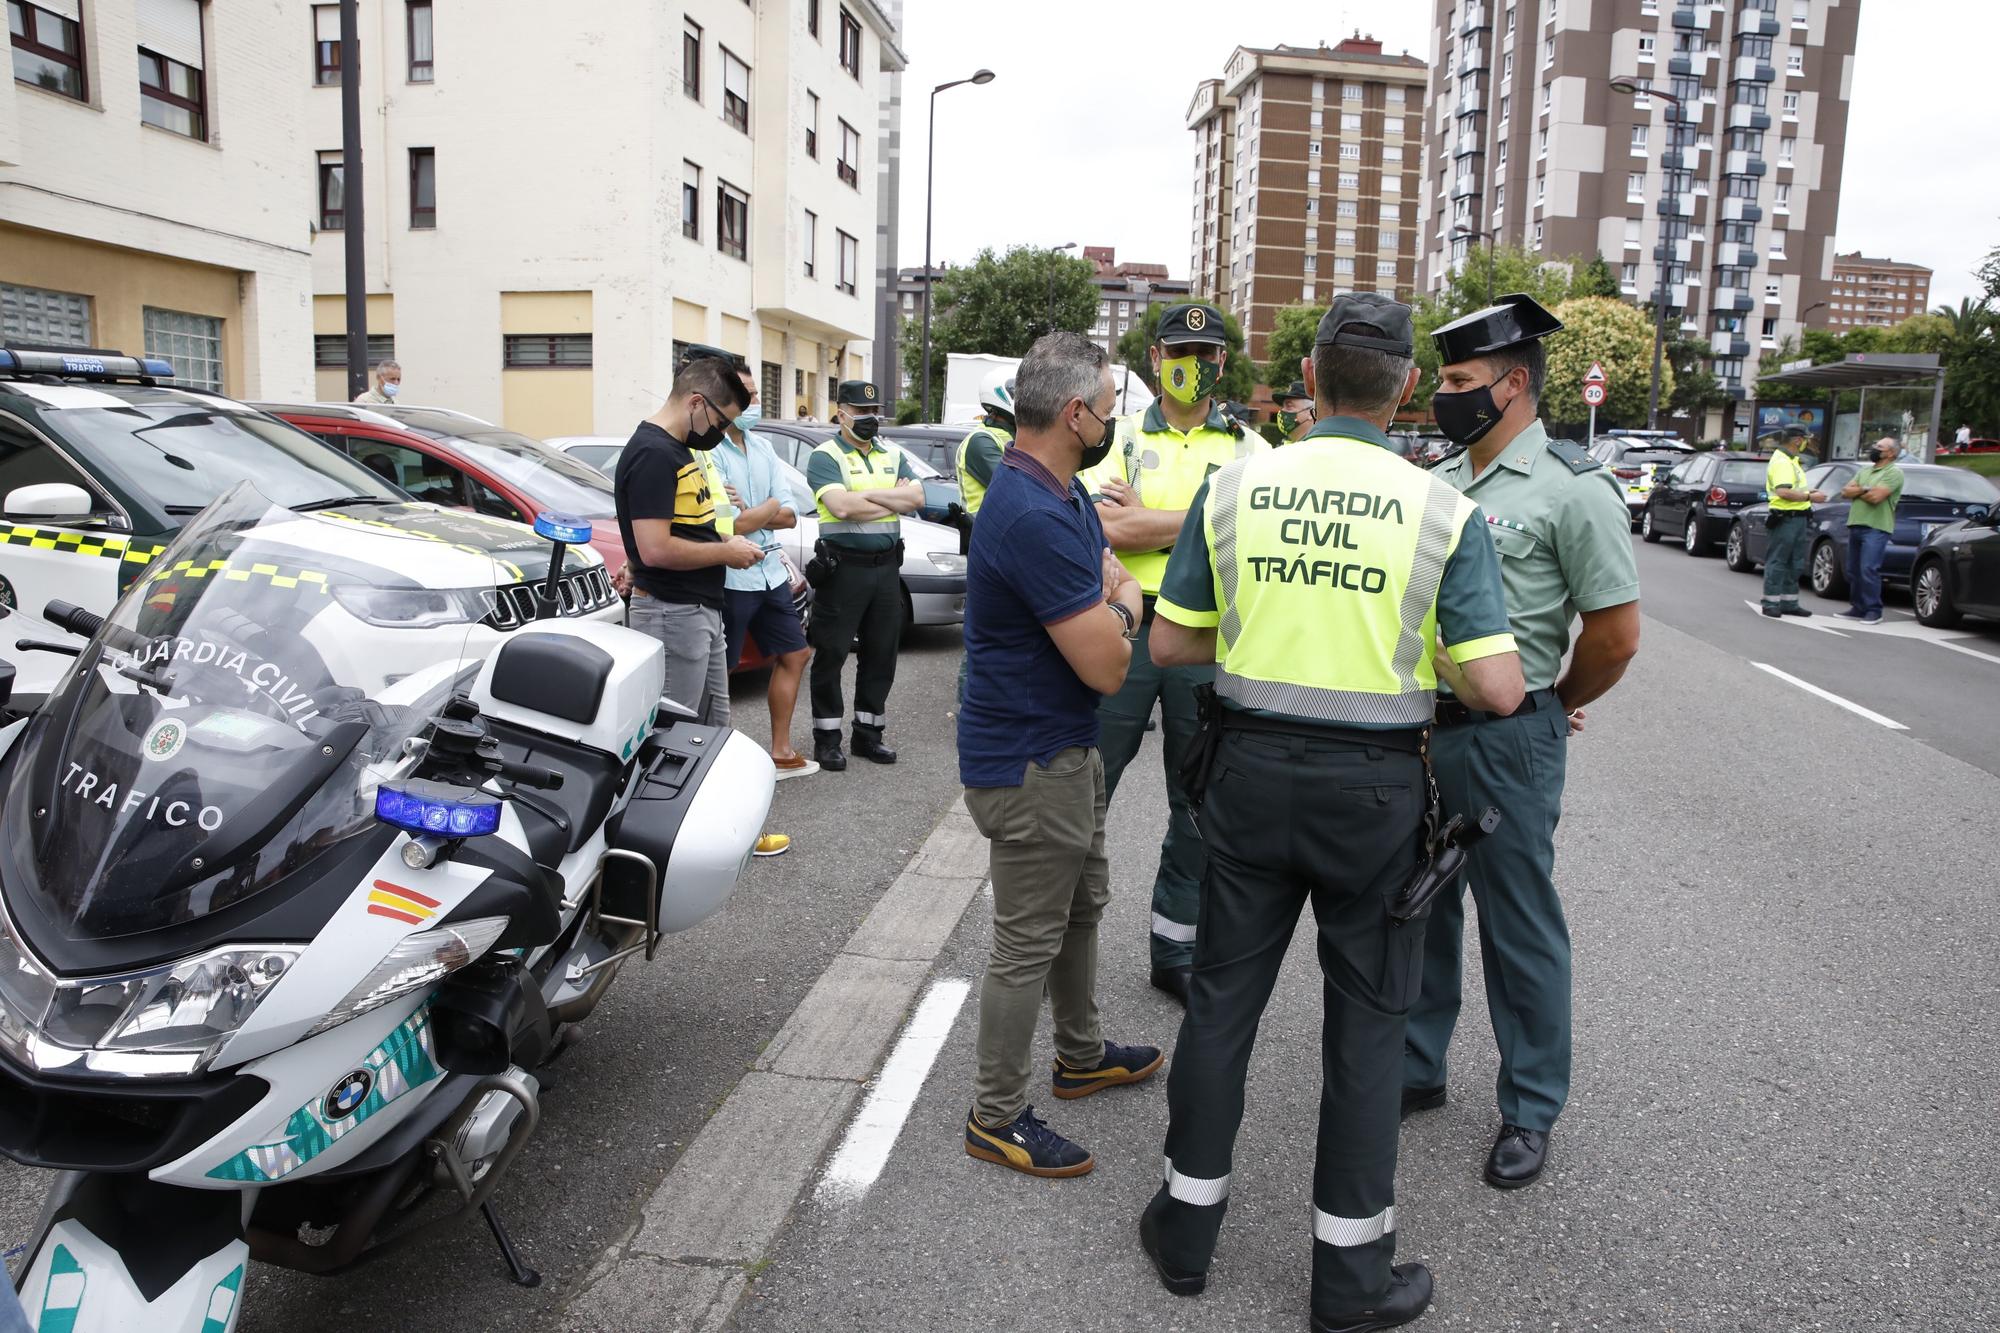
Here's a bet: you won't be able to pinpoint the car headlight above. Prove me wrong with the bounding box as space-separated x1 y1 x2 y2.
926 552 967 576
332 585 493 628
305 917 507 1038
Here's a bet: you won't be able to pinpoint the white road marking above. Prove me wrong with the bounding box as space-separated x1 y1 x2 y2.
1752 662 1909 730
1743 600 1849 636
1930 636 2000 667
817 977 972 1203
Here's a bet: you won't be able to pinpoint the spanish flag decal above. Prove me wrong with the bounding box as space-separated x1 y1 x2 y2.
367 880 441 925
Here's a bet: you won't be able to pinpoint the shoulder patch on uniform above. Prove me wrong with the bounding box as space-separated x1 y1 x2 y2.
1545 439 1603 474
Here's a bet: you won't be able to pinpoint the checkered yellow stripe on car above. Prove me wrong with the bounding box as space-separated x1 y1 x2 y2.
1 525 166 566
143 555 333 594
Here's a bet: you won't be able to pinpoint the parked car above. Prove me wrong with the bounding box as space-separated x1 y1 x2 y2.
1940 437 2000 455
1726 461 1999 599
1641 452 1774 556
752 420 964 524
1911 504 2000 626
260 402 803 669
1588 436 1696 527
545 436 966 627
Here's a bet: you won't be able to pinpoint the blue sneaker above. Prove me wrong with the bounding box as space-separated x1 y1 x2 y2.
1053 1040 1164 1100
964 1105 1094 1178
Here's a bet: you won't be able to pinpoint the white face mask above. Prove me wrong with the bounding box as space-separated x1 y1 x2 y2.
381 381 400 399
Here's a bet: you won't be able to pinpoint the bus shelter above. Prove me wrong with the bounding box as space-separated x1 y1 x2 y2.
1754 353 1946 463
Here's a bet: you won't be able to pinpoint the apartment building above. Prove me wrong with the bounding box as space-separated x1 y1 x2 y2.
1421 0 1861 425
1084 247 1191 356
1822 252 1931 329
1187 35 1429 361
1 0 313 397
303 0 902 436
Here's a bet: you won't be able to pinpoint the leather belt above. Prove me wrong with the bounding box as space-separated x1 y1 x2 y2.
1434 687 1561 728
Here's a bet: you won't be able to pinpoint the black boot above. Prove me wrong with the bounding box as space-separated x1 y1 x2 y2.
813 729 847 772
850 728 897 764
1150 965 1192 1006
1138 1192 1209 1296
1311 1263 1434 1332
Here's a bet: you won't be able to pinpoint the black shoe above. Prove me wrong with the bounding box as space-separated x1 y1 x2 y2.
1150 965 1192 1005
1761 606 1783 618
1138 1195 1207 1297
1311 1263 1434 1332
1400 1085 1446 1120
1052 1039 1163 1100
1780 605 1812 618
850 731 897 764
812 732 847 772
1484 1124 1551 1189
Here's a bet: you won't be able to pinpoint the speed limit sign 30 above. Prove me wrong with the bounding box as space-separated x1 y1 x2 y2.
1582 383 1607 406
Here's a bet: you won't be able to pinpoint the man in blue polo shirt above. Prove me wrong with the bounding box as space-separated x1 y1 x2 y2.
959 332 1162 1179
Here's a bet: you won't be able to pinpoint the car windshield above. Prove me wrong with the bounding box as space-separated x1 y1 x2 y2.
1717 461 1769 485
1905 469 2000 503
1625 450 1690 466
49 404 403 512
1 485 497 939
420 429 616 519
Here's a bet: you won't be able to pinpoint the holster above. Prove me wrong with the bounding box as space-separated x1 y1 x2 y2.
1388 731 1501 925
1178 682 1225 811
804 538 840 588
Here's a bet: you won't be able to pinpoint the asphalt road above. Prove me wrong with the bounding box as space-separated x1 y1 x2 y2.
0 626 971 1333
730 598 2000 1331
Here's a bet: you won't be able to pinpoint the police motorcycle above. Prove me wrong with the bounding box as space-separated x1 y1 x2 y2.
0 485 773 1330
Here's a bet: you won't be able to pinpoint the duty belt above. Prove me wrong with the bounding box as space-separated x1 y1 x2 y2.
1434 686 1561 728
828 544 901 568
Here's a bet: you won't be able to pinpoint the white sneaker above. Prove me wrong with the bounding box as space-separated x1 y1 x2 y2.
772 756 821 781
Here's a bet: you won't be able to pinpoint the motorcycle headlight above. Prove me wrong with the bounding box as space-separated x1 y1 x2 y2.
80 948 300 1059
332 585 493 628
305 917 507 1038
926 552 967 576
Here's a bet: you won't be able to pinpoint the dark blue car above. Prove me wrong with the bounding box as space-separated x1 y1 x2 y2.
1726 460 2000 599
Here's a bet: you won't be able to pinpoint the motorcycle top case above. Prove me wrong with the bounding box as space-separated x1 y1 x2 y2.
469 619 664 760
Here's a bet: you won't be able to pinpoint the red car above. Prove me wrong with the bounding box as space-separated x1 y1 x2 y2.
257 401 798 670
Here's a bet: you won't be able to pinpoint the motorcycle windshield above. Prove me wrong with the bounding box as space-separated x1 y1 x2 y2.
5 485 503 939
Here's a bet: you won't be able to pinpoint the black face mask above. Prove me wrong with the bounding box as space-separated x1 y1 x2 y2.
848 414 882 442
685 399 728 451
1431 378 1510 447
1077 403 1117 469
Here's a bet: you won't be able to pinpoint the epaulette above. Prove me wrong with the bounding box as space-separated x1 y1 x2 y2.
1421 444 1469 472
1544 438 1603 474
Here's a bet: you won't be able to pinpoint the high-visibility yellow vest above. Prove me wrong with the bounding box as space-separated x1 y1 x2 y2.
810 438 909 538
1081 408 1263 595
1203 436 1482 727
1766 450 1810 512
955 421 1014 517
698 450 734 535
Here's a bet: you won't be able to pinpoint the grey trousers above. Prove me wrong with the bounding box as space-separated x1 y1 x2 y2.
628 595 730 727
965 747 1110 1126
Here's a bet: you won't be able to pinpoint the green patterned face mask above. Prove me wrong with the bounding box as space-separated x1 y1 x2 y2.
1278 411 1299 436
1159 354 1220 405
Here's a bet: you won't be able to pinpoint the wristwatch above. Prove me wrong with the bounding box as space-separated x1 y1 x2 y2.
1106 599 1139 641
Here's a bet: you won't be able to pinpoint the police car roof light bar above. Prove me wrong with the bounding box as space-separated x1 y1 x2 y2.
0 346 178 382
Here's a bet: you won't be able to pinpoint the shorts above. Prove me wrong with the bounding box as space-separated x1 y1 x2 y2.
723 583 808 669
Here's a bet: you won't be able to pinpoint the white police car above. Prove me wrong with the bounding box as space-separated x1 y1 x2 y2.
0 346 620 701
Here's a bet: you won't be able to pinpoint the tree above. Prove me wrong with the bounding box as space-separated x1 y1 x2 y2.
1541 297 1673 431
1261 303 1326 388
1668 335 1729 424
1884 313 1955 358
1569 253 1622 300
899 246 1100 419
1407 243 1594 413
1113 302 1258 408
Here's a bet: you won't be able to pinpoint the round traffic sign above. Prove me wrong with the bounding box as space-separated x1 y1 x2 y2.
1582 383 1607 407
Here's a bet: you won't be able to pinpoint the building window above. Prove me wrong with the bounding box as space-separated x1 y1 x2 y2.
1386 84 1405 105
1638 34 1654 62
1303 255 1317 274
717 181 749 260
1793 0 1809 26
1786 50 1803 74
1338 171 1359 189
1774 182 1791 212
1384 144 1404 162
1310 109 1323 129
409 148 436 227
1337 199 1357 218
1632 124 1649 154
803 208 817 278
1503 51 1513 79
1342 81 1362 101
1782 90 1800 119
1 281 91 344
1534 221 1545 249
1628 172 1645 202
1381 202 1402 223
1621 262 1639 291
837 229 858 295
1500 92 1510 123
839 119 860 188
808 0 820 37
1309 141 1322 157
11 0 86 100
1339 143 1360 160
1624 217 1642 248
1768 235 1787 259
1341 113 1361 131
1641 0 1658 12
683 18 701 101
681 161 700 240
1778 136 1795 164
1305 199 1318 216
407 1 432 81
1336 229 1356 247
721 48 749 132
1334 257 1355 276
1543 36 1553 65
317 151 345 230
144 307 223 391
138 0 208 142
311 5 341 86
806 90 819 157
838 6 861 78
314 333 394 369
502 334 593 368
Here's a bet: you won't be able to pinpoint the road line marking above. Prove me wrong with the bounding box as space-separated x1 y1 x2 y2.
816 977 971 1204
1742 600 1849 636
1752 662 1908 730
1931 636 2000 667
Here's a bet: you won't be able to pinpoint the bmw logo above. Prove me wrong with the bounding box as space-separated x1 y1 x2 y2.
325 1069 374 1120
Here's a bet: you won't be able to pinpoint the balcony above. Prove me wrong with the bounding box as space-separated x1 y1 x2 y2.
1456 89 1483 116
1460 2 1491 33
1736 8 1781 35
1653 238 1696 263
1726 152 1768 176
1711 332 1753 357
1460 42 1490 73
1674 4 1716 29
1660 194 1697 217
1714 241 1751 267
1450 176 1483 201
1727 104 1772 130
1714 289 1754 313
1660 149 1694 171
1733 56 1777 81
1721 197 1764 222
1669 50 1716 78
1454 135 1484 159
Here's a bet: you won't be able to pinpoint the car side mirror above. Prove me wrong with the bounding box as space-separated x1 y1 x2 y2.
3 482 96 521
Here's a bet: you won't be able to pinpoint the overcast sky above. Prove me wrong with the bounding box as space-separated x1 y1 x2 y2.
895 0 1998 308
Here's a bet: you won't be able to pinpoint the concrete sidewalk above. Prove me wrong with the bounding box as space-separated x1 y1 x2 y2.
727 618 2000 1333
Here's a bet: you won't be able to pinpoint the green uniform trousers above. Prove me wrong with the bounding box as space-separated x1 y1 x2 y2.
809 554 902 740
1146 723 1427 1316
1095 615 1211 970
1762 510 1810 609
1402 695 1573 1132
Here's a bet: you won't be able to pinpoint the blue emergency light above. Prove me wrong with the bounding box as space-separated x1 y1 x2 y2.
375 780 501 838
533 512 593 545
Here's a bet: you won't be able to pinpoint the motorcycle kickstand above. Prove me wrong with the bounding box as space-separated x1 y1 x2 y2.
482 1201 542 1288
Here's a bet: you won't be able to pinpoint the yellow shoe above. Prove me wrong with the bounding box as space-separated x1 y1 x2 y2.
753 833 791 858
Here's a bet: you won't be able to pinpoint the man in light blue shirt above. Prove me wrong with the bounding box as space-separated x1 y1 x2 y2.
715 365 817 778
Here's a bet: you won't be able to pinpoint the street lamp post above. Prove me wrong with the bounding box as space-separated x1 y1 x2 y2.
920 68 996 423
1610 78 1685 432
1448 226 1497 307
1045 241 1078 333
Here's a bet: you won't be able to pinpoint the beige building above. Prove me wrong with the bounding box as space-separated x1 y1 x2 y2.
303 0 902 436
1421 0 1862 419
1823 252 1931 330
1188 35 1429 361
1 0 314 398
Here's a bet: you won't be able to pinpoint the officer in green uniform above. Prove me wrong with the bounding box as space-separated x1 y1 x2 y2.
1082 302 1265 1004
806 380 926 771
1760 431 1825 618
955 367 1018 531
1277 380 1316 443
1402 294 1643 1189
1136 294 1524 1332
